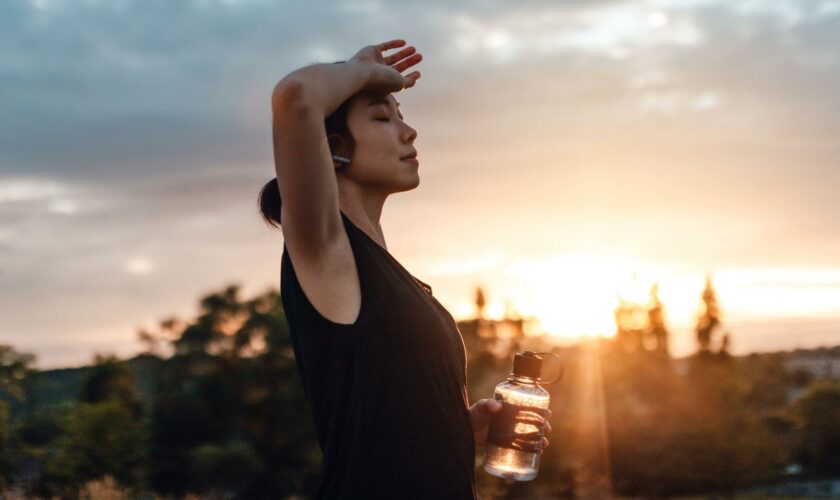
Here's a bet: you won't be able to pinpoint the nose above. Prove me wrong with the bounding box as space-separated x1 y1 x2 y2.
402 122 417 143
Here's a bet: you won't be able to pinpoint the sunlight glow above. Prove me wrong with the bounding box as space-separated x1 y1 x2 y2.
502 253 650 339
715 267 840 320
445 249 840 346
427 251 506 276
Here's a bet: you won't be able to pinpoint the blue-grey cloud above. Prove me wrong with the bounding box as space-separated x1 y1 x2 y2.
2 0 840 367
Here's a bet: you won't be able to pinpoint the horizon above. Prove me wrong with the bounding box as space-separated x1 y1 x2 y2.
32 326 840 373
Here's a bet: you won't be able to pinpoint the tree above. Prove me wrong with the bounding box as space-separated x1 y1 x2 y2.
77 354 143 418
189 441 264 497
0 345 36 489
793 381 840 474
475 286 487 319
0 345 36 403
646 283 669 355
614 298 646 353
47 401 148 493
35 354 150 496
696 276 724 354
148 286 321 498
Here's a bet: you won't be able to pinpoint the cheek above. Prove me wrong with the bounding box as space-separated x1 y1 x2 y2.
356 128 399 156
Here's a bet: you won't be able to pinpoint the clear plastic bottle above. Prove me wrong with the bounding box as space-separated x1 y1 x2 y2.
483 351 550 481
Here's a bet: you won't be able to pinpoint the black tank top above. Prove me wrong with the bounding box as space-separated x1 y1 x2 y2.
280 210 477 500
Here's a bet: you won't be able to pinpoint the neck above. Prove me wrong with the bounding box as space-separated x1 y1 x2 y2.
337 178 388 250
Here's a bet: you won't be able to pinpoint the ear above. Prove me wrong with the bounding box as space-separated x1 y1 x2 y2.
327 133 349 168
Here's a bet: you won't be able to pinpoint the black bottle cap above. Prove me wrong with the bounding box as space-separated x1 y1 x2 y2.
512 351 543 379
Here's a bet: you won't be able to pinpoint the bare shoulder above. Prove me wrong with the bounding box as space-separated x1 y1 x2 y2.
282 211 362 326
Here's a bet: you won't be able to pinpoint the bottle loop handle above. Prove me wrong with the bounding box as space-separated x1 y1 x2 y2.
535 352 564 385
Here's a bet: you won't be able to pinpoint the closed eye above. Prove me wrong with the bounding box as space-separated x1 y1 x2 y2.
375 117 390 122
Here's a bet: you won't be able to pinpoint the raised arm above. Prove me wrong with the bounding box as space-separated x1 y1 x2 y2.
271 40 421 256
271 60 372 254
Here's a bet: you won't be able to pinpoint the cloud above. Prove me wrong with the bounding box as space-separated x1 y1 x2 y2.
0 178 68 203
445 2 705 65
46 199 79 214
2 0 840 366
2 0 837 180
125 256 154 275
632 89 721 114
0 0 372 176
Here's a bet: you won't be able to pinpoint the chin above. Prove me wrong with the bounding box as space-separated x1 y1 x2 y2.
391 175 420 194
407 172 420 190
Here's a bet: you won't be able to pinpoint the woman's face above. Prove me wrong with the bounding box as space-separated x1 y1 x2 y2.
340 91 419 194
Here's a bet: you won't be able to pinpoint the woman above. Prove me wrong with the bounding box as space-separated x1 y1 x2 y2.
258 39 550 499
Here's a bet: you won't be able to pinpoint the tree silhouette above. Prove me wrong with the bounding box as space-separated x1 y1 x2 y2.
0 345 36 403
646 283 669 356
0 345 36 489
475 286 487 320
33 354 149 496
793 381 840 474
148 285 320 498
696 276 723 354
614 297 646 353
77 354 143 418
720 332 731 357
49 400 148 493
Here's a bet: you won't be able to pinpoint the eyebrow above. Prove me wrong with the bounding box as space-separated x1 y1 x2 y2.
367 97 402 115
368 97 400 107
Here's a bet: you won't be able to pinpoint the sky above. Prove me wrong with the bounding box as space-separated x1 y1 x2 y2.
2 0 840 369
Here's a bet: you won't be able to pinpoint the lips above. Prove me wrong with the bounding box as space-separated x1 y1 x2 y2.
400 150 418 160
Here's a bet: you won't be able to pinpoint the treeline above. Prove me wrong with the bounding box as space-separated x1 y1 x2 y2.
462 278 840 498
1 282 839 498
1 285 320 498
595 342 839 497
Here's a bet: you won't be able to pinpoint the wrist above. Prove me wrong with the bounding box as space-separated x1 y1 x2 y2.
352 59 377 84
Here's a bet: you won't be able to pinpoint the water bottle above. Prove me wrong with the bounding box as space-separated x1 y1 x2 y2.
483 351 550 481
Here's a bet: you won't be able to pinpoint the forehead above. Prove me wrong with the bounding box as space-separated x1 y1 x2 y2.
361 92 400 109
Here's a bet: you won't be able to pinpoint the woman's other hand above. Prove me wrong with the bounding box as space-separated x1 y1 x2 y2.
349 39 422 94
468 399 553 450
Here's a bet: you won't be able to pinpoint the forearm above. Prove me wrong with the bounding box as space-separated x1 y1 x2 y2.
272 60 374 118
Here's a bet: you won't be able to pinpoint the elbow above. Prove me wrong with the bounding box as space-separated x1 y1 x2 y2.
272 77 310 114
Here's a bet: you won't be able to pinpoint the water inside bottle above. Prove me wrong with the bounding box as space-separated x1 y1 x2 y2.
483 375 549 481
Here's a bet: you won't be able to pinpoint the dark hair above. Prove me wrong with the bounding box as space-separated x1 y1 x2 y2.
258 62 358 229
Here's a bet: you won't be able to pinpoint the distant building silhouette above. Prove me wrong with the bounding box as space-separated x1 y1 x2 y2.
458 286 530 358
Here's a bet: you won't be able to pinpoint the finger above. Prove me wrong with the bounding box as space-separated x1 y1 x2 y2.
384 46 416 65
392 53 422 73
403 71 421 89
393 53 422 72
544 420 552 434
474 398 501 416
376 39 406 51
542 437 549 449
547 409 552 419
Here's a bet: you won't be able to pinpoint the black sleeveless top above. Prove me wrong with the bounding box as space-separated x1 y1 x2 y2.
280 210 477 500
